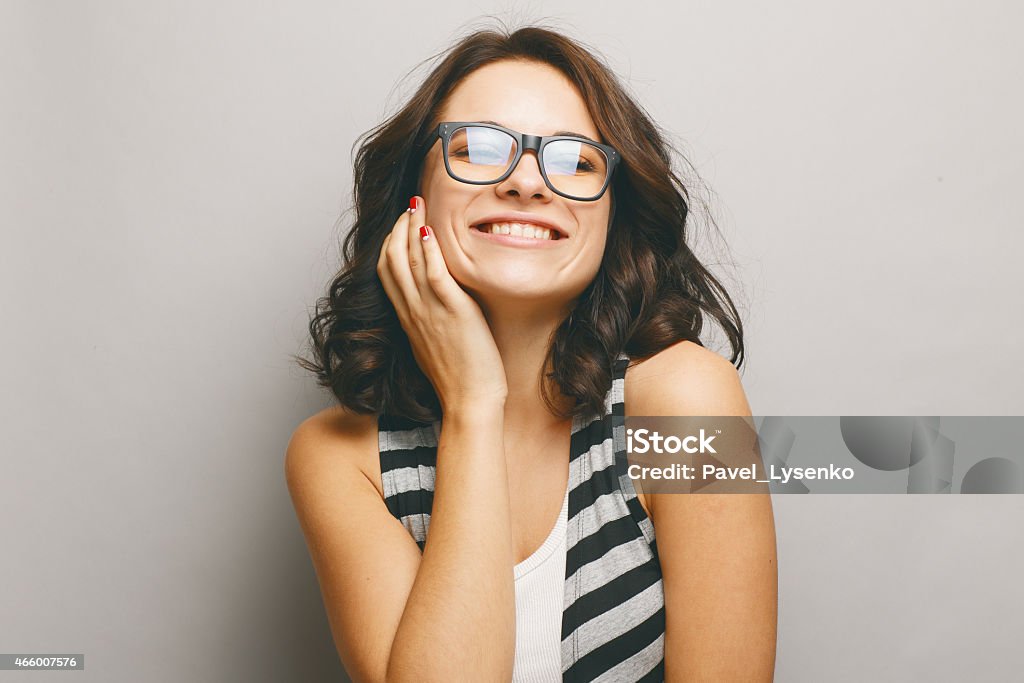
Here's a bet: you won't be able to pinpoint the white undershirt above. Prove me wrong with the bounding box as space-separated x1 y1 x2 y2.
511 481 569 682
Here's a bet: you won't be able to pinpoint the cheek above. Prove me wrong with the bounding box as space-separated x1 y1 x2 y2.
585 237 607 273
583 223 611 276
582 207 611 252
421 163 469 219
418 151 451 207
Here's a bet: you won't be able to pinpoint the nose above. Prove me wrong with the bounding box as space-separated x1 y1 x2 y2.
496 149 552 201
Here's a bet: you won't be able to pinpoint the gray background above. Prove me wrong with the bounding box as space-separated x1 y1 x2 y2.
2 1 1021 681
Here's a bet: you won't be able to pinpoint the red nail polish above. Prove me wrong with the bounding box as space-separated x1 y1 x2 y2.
419 226 429 240
409 196 418 212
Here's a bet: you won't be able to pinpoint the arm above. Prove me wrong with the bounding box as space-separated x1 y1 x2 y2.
285 411 419 682
288 196 519 680
627 341 778 681
386 404 516 682
285 404 516 683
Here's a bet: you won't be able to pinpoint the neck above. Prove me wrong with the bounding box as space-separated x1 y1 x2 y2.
477 298 575 432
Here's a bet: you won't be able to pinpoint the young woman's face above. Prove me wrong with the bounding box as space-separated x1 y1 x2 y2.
419 59 612 310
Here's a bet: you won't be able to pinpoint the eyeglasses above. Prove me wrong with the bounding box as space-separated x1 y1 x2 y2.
435 121 620 202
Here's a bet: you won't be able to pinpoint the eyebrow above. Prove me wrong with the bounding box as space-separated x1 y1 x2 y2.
477 119 599 144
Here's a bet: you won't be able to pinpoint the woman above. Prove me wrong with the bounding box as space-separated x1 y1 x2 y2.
287 25 777 682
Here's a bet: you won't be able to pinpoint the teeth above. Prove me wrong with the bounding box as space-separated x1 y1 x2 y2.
478 222 557 240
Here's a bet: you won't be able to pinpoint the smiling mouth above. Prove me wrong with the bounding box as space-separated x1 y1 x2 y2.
471 222 564 240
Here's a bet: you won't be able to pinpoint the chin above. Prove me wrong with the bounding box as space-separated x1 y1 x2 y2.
475 282 554 299
473 281 597 312
461 277 566 302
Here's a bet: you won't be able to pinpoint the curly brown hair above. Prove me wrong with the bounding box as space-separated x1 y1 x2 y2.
295 23 746 424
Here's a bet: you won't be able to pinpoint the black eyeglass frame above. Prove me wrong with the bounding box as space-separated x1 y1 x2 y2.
435 121 621 202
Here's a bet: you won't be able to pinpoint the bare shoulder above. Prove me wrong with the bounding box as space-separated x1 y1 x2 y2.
624 342 777 678
623 340 754 522
285 405 384 500
624 339 751 417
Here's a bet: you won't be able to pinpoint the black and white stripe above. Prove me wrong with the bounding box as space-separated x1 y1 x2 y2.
378 353 665 682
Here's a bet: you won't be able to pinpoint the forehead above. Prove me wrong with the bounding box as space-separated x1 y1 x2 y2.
439 60 601 142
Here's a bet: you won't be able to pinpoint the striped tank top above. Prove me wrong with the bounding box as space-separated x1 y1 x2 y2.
377 352 666 682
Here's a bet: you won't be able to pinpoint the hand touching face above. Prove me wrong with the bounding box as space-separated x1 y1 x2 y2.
376 196 509 410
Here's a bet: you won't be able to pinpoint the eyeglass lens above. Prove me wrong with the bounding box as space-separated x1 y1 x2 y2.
447 125 610 199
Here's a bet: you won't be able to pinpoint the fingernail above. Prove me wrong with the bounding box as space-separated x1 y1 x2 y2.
419 225 430 240
409 196 422 213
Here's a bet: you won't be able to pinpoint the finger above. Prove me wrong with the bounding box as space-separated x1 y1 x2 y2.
384 207 422 309
376 233 391 274
419 223 464 309
406 195 430 291
376 233 410 322
404 196 445 310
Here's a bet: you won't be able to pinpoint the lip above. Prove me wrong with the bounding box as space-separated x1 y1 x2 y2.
469 213 569 240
